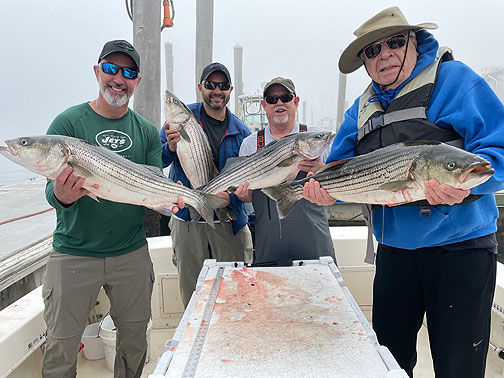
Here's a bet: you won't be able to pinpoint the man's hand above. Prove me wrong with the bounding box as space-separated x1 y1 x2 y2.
216 191 230 208
171 182 186 214
164 123 181 153
298 156 324 173
424 179 470 206
52 167 95 205
302 175 336 206
233 182 253 202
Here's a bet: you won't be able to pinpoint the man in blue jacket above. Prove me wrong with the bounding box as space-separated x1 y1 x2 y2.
160 62 253 307
304 7 504 378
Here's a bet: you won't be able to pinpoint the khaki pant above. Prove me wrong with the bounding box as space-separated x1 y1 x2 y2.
41 245 154 378
169 218 253 307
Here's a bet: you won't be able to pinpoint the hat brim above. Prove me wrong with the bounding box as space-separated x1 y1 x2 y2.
338 22 437 74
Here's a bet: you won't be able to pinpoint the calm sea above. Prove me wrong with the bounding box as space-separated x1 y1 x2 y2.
0 158 42 187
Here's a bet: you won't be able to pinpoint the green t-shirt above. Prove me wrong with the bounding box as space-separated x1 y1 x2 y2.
45 102 162 257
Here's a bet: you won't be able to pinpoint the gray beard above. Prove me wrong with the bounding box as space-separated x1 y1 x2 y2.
273 115 289 124
99 81 131 107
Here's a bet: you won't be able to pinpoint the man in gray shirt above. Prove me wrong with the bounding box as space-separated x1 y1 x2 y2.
235 77 335 265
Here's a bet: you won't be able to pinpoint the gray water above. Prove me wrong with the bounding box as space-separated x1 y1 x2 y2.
0 158 42 187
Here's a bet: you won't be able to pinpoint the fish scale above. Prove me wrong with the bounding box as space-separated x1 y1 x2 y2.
262 141 494 219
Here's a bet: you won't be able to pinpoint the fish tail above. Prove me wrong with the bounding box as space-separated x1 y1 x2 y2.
193 191 228 228
261 183 301 220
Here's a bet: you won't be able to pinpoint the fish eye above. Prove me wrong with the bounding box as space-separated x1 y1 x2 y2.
446 161 457 170
20 139 29 146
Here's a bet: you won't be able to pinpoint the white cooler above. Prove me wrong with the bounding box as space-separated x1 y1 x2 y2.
150 257 407 378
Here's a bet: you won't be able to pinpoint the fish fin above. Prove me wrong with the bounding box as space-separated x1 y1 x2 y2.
277 156 298 167
192 191 228 228
188 206 202 222
215 208 237 223
379 180 414 191
68 162 93 178
87 193 100 202
143 165 166 178
212 163 219 179
261 183 301 219
178 126 191 143
151 204 175 217
317 158 353 173
285 170 300 182
220 156 245 174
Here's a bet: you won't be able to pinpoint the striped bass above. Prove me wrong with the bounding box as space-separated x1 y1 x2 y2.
164 89 217 188
200 131 335 195
262 141 494 219
0 135 227 227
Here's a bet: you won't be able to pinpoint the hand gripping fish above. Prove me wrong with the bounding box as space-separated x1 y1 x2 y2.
0 135 227 227
262 141 494 219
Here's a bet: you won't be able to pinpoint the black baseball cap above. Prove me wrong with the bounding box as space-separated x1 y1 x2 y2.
98 40 141 72
200 62 231 83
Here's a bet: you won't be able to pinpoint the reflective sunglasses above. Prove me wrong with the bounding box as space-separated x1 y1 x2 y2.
202 80 231 91
100 62 139 79
359 34 408 60
264 93 295 105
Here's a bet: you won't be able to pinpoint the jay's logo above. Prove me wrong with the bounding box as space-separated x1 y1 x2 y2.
95 130 132 152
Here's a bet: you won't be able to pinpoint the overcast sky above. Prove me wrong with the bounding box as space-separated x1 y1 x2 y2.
1 0 503 143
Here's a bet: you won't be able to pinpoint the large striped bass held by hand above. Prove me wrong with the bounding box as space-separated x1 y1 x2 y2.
262 141 494 219
164 89 217 188
200 131 335 195
0 135 227 227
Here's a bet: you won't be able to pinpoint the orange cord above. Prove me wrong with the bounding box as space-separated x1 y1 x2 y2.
0 208 54 226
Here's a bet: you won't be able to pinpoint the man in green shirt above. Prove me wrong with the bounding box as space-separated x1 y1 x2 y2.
42 40 160 378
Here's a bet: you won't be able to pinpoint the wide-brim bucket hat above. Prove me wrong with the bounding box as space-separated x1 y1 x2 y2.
339 7 438 74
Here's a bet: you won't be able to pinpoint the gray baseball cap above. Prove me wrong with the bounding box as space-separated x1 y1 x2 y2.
263 77 296 96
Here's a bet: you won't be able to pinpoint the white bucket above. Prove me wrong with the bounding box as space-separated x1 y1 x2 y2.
99 315 153 372
81 322 105 360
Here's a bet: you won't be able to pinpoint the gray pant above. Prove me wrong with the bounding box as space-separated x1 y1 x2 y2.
41 245 154 378
169 218 253 307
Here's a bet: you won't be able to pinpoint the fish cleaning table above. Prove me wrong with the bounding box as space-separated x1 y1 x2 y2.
150 257 407 378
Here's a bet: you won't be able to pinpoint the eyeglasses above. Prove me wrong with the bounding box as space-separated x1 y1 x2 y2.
264 93 295 105
100 62 139 79
359 34 408 60
202 81 231 91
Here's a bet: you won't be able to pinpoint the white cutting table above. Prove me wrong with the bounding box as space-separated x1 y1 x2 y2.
151 257 407 378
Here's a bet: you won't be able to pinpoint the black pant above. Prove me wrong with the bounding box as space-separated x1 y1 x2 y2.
372 243 496 378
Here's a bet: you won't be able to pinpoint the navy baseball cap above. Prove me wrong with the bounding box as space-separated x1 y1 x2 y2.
98 40 140 72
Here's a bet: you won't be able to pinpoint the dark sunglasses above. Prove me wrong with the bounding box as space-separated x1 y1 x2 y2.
264 93 295 105
100 62 139 79
359 34 408 60
202 80 231 91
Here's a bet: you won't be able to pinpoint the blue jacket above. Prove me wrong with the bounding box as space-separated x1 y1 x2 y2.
327 30 504 249
160 102 251 234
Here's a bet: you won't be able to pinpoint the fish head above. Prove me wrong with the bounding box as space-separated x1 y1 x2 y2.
164 89 192 128
0 136 69 179
413 144 494 190
293 131 336 160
